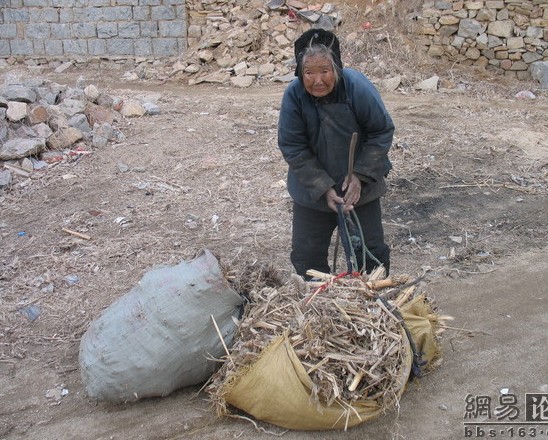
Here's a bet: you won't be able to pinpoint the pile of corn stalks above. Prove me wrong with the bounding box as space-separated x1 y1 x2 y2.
208 266 425 412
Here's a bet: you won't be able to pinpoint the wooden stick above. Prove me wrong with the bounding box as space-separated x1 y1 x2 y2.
333 132 359 273
61 227 91 241
348 371 364 391
347 132 358 178
305 269 334 280
210 314 235 368
366 278 397 290
3 163 31 177
306 357 329 375
393 285 417 308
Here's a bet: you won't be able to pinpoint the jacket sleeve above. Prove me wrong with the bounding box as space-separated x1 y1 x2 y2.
277 84 336 202
347 71 394 182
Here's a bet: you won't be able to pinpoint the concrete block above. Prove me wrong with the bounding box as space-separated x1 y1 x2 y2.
159 20 184 37
45 40 63 56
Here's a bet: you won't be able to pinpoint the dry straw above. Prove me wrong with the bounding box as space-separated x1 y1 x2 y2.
207 265 441 428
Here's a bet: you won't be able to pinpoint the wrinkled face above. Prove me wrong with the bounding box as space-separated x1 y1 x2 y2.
302 54 336 98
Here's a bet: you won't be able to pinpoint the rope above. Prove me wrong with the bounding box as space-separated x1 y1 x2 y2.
333 205 382 274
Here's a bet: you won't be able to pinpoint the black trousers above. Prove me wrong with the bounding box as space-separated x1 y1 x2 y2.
291 198 390 278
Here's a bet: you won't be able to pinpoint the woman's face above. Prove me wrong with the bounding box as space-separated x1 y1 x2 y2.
302 54 336 97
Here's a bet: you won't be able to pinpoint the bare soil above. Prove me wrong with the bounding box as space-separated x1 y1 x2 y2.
1 53 547 439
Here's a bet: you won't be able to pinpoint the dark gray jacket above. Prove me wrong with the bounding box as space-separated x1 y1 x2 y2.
278 68 394 212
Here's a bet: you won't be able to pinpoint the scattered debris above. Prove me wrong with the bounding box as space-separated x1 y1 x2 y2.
18 305 41 322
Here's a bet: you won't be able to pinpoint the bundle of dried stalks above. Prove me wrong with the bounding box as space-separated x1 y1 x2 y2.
207 268 425 416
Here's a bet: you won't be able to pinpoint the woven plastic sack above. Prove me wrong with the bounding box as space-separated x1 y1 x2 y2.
79 249 244 402
221 294 438 430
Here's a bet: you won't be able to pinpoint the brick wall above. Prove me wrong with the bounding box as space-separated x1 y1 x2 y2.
0 0 187 59
411 0 548 80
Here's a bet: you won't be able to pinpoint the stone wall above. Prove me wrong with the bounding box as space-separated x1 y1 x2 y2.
411 0 548 79
0 0 187 60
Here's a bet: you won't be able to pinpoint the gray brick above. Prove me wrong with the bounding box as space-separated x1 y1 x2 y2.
45 40 63 56
0 24 17 38
133 6 150 21
63 39 88 55
140 0 161 5
33 39 46 55
176 5 186 19
88 0 110 5
52 0 75 6
73 7 103 21
152 38 177 56
165 0 184 4
134 38 152 56
88 39 106 55
4 8 30 22
10 39 34 55
23 0 48 6
51 24 71 39
97 22 118 38
0 0 7 6
159 21 184 37
117 0 138 5
102 6 132 21
72 23 96 38
75 0 89 6
59 8 73 22
29 8 60 22
118 22 140 38
177 37 186 53
25 23 51 39
140 21 157 37
0 40 10 57
106 38 134 55
151 6 175 20
10 0 22 6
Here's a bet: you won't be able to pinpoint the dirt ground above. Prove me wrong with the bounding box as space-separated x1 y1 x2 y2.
1 50 547 440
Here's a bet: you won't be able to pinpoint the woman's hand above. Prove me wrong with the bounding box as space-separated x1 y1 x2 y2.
325 174 361 213
325 188 344 213
342 174 361 208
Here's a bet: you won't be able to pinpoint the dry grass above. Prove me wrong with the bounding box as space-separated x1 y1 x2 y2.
206 268 438 424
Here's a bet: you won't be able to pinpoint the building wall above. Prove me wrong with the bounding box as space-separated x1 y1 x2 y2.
0 0 187 59
411 0 548 79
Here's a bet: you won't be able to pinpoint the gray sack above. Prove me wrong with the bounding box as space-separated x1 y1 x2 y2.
79 249 244 402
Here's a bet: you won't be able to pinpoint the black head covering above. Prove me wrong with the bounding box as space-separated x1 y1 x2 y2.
294 29 343 79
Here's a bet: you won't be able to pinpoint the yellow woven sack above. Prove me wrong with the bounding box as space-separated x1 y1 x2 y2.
221 294 438 431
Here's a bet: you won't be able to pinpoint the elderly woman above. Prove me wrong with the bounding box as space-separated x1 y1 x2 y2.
278 29 395 278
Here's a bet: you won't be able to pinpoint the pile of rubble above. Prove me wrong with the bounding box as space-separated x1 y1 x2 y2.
0 77 160 189
169 0 343 86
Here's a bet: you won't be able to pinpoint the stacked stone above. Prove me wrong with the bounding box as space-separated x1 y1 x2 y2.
175 0 340 86
0 77 158 189
412 0 548 80
0 0 187 60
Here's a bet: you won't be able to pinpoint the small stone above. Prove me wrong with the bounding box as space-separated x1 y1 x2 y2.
143 102 160 115
6 101 28 122
20 157 34 172
55 61 73 73
416 76 440 91
515 90 536 99
230 76 254 88
120 100 146 118
0 138 47 160
84 85 100 102
117 163 130 173
0 170 13 188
